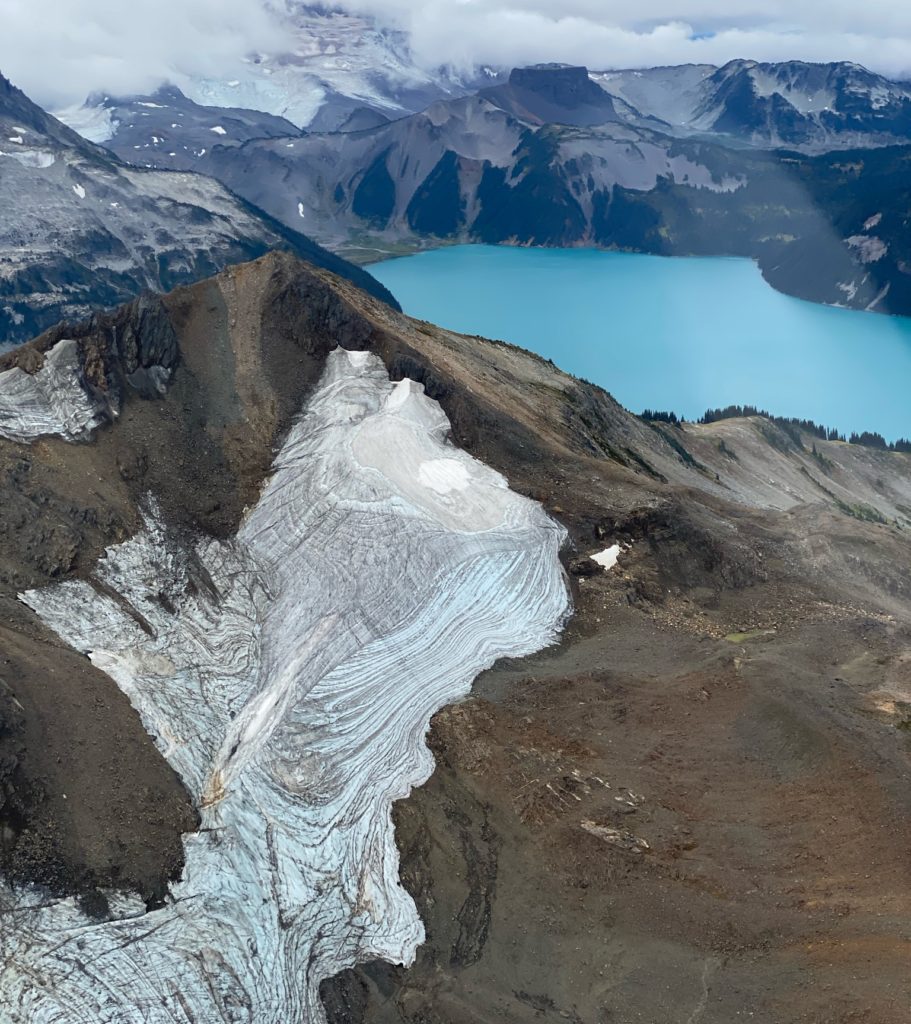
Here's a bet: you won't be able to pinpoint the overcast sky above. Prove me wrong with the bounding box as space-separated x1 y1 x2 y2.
3 0 911 109
347 0 911 80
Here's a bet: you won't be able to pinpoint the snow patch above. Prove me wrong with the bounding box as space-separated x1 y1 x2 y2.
0 149 55 168
591 543 627 570
72 184 86 199
418 458 472 494
847 235 887 263
210 125 227 135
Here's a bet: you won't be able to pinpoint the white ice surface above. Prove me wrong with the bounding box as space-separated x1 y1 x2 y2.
0 148 55 169
52 102 119 143
0 338 108 442
592 543 623 570
1 349 569 1023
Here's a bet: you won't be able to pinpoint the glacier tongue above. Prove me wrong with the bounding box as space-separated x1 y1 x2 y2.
3 348 569 1023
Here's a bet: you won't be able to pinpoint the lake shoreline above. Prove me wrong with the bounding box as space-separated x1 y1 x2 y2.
357 238 911 323
369 244 911 443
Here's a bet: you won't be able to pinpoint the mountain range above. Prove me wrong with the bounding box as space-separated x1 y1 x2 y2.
594 59 911 150
1 45 899 330
0 71 396 347
57 4 505 136
78 62 910 316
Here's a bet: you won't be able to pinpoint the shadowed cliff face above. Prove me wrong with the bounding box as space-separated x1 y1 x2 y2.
480 65 621 127
0 253 910 1021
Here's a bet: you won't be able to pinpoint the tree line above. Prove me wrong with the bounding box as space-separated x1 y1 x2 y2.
640 405 911 452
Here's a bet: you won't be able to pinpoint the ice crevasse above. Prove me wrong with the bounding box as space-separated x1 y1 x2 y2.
0 347 570 1023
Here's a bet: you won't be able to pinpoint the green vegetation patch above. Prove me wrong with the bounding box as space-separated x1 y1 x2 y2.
834 499 888 524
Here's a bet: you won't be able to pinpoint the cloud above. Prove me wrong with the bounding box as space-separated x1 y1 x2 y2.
0 0 285 109
332 1 911 80
3 0 911 111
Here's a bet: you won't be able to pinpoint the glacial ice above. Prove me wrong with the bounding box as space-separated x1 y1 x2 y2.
0 349 569 1023
0 339 109 442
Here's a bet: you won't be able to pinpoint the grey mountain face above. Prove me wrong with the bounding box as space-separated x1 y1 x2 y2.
77 85 301 171
593 60 911 150
0 73 395 348
56 5 506 137
122 67 742 250
479 65 621 127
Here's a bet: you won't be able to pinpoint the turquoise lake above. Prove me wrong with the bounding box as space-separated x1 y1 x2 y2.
369 245 911 441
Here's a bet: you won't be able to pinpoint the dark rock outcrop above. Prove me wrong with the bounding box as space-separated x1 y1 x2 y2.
481 64 620 126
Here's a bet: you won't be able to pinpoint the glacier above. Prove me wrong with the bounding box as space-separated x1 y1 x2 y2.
0 348 569 1023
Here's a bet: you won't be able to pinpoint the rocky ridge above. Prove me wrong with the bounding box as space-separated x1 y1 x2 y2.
0 254 909 1021
595 59 911 150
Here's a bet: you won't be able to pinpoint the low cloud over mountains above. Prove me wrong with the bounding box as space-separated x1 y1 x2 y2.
3 0 911 111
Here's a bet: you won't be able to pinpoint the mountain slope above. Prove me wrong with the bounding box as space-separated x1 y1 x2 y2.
595 60 911 150
170 79 741 250
1 253 911 1021
165 4 504 132
60 83 301 157
125 64 911 315
0 71 396 347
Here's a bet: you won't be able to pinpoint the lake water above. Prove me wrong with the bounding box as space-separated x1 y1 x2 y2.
369 245 911 441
